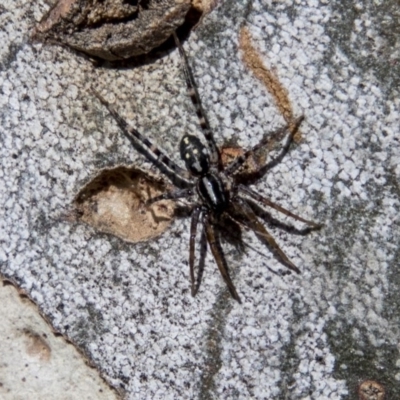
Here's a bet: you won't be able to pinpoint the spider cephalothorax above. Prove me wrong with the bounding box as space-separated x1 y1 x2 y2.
92 33 320 303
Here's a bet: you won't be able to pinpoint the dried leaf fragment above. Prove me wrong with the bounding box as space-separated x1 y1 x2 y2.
74 166 175 243
33 0 192 60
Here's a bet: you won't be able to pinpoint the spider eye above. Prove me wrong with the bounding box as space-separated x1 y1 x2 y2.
180 135 210 175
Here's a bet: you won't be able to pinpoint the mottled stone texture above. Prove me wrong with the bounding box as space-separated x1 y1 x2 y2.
0 0 399 399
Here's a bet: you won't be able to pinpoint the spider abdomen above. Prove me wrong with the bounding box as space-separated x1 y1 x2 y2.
197 173 229 214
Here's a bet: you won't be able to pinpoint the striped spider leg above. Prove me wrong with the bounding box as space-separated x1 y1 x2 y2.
172 32 220 168
91 33 321 303
91 88 195 196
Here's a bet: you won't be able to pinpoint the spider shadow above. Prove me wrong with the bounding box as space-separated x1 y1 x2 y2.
174 204 285 295
225 196 322 278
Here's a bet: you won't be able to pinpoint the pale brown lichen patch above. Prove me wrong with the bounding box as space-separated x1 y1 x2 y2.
23 329 51 362
74 166 175 243
358 380 385 400
239 27 301 140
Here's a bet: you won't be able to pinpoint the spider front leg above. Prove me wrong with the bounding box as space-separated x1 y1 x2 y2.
172 32 221 168
204 213 242 303
91 88 192 188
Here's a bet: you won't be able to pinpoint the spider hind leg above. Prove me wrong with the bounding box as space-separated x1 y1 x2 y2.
231 198 301 274
189 207 201 296
239 185 322 229
204 213 242 303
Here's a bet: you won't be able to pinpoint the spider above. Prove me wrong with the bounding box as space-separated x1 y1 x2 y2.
91 33 321 303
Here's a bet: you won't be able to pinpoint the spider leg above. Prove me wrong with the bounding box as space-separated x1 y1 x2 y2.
204 213 242 303
225 116 304 176
172 32 220 168
239 185 322 228
189 207 201 296
231 198 301 274
195 224 208 295
145 187 194 206
91 88 193 188
188 207 207 297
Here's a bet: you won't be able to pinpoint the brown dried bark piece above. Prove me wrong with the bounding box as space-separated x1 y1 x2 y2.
33 0 192 60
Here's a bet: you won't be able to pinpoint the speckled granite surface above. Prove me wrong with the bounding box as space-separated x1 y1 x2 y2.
1 0 399 398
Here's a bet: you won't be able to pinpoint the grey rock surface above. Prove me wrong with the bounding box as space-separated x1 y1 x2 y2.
0 278 120 399
1 0 399 399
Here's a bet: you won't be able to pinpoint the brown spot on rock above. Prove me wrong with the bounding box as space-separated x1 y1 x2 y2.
23 330 51 362
358 380 385 400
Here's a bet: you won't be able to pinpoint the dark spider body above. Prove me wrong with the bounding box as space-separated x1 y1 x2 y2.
92 33 321 303
197 173 229 215
180 134 229 214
